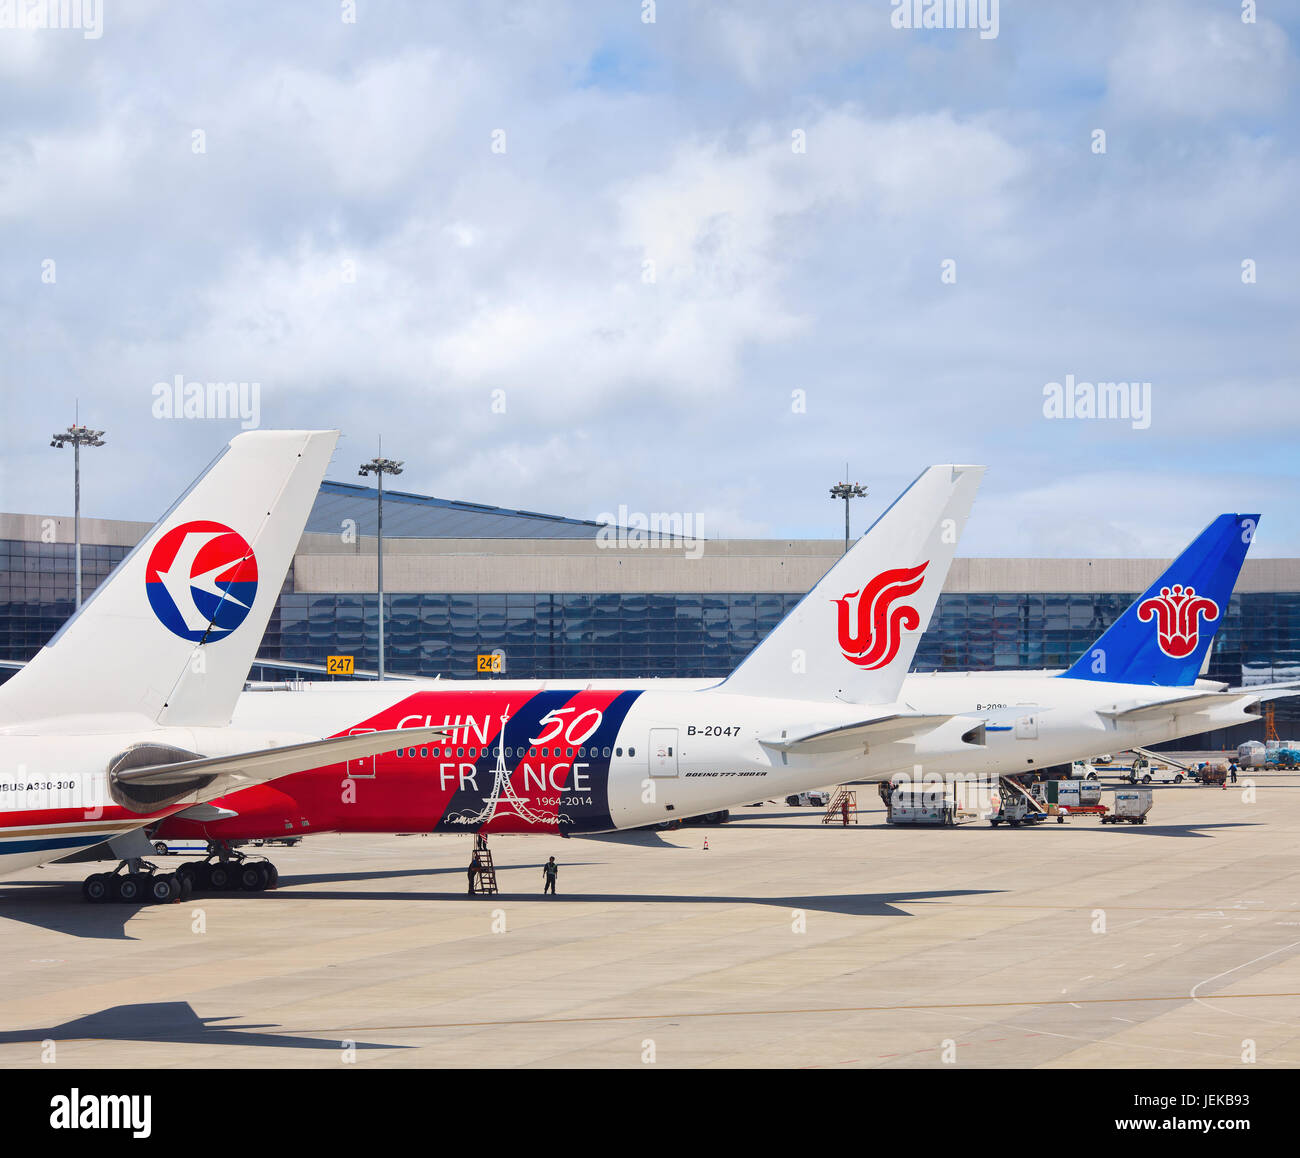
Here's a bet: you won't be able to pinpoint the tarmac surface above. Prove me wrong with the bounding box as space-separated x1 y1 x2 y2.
2 771 1299 1068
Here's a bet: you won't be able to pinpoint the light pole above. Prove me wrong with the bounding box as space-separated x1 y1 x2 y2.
358 444 403 680
829 469 867 555
50 420 106 608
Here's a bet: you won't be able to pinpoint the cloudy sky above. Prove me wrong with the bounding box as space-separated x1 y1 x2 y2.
1 0 1297 557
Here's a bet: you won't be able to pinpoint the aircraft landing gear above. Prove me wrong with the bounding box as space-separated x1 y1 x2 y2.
80 858 191 905
178 842 278 894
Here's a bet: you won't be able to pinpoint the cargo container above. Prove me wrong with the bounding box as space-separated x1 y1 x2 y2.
888 784 957 826
1042 779 1102 807
1104 787 1153 824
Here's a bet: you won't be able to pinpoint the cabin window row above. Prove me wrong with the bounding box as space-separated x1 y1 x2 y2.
394 745 637 759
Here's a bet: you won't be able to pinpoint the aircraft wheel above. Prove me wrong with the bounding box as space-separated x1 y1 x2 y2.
263 864 279 889
191 862 212 890
207 863 235 891
239 863 266 891
114 874 143 903
82 874 111 903
177 872 193 901
149 874 179 904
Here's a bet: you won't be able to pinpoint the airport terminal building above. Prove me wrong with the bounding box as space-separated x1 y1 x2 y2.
3 480 1298 747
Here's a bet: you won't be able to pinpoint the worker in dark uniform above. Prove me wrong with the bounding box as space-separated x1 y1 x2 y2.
467 850 481 894
542 856 558 895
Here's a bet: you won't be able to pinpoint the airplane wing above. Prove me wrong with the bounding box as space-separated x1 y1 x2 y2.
113 726 448 796
55 726 449 865
759 713 964 755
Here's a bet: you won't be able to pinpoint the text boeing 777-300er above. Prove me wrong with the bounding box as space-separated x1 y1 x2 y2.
0 430 445 901
152 504 1297 883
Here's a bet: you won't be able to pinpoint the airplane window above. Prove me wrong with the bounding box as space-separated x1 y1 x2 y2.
396 748 403 758
629 747 636 757
529 747 536 757
616 747 622 757
456 747 464 757
469 747 477 758
566 747 574 758
602 746 611 757
420 748 428 758
408 748 416 757
432 747 441 757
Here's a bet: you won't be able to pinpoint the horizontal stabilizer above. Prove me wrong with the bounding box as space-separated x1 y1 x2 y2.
760 713 959 755
1225 680 1300 699
1098 694 1230 723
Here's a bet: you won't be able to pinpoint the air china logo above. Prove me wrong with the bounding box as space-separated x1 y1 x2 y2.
832 561 929 669
1136 584 1219 659
145 521 258 642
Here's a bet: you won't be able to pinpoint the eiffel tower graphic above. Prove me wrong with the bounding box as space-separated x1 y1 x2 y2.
447 706 560 828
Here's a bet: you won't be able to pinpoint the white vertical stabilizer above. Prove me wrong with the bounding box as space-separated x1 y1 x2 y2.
718 464 984 705
0 430 339 729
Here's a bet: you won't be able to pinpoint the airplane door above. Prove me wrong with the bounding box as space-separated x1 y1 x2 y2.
347 727 378 778
1014 713 1038 740
649 728 679 777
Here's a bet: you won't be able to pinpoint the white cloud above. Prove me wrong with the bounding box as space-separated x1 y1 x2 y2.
1108 5 1293 119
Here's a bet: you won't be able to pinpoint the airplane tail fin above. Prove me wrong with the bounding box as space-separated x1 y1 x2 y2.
718 464 985 704
0 430 339 728
1059 513 1258 687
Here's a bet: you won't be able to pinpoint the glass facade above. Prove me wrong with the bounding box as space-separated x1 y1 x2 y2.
3 538 1299 733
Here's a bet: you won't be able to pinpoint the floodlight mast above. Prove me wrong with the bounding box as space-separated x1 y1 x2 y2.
49 416 106 608
358 444 404 680
829 469 867 555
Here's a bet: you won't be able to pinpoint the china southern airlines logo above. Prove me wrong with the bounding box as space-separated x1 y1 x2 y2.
832 561 929 669
1136 584 1219 659
145 520 258 642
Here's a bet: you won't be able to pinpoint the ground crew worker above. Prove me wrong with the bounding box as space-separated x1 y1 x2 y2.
543 856 558 895
468 851 481 894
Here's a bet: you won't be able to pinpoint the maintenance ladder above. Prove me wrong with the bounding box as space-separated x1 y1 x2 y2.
822 786 859 826
471 834 499 895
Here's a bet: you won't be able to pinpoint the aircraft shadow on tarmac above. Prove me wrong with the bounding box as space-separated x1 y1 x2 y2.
1082 821 1261 838
266 885 999 917
0 863 604 939
0 1001 403 1052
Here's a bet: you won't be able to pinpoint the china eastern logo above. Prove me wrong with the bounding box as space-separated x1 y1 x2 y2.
145 521 258 642
1136 584 1219 659
832 561 929 669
